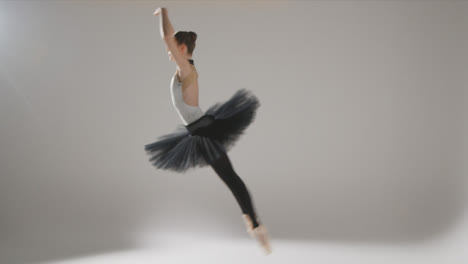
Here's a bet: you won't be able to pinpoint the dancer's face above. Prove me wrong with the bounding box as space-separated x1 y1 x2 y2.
167 44 187 62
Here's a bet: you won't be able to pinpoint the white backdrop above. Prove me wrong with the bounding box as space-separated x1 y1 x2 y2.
0 1 467 263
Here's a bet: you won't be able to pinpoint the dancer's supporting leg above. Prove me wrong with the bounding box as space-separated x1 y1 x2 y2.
208 150 260 228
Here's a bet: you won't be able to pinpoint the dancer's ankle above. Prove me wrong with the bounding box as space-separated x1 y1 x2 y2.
252 217 261 228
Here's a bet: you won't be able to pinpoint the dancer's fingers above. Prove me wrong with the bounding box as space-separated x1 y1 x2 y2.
153 7 161 16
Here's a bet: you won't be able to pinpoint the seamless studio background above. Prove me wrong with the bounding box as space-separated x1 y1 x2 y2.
0 1 467 263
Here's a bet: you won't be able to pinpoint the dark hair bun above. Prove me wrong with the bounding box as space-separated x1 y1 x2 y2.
174 31 197 55
189 31 197 42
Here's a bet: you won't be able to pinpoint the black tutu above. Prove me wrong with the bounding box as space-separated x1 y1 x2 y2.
144 88 260 173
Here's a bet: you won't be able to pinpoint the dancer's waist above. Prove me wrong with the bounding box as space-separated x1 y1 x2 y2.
184 114 215 135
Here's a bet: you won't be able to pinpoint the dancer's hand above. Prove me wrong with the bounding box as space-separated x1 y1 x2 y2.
153 7 165 16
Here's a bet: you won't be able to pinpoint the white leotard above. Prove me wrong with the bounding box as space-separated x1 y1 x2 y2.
170 60 205 125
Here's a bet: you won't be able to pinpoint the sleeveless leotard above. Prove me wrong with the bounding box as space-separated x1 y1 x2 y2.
170 59 205 125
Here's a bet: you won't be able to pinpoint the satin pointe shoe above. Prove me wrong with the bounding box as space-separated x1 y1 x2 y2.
251 224 272 254
241 214 272 254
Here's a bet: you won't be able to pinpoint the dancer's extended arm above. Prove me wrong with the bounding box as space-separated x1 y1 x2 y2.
154 7 191 75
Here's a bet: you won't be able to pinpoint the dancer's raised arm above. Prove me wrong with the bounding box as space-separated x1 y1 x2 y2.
154 7 191 73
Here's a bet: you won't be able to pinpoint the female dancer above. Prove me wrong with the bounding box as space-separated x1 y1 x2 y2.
145 7 272 254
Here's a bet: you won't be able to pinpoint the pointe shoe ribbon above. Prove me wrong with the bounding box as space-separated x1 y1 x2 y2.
241 214 255 236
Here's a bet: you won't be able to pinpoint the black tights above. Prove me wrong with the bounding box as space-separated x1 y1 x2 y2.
208 150 260 228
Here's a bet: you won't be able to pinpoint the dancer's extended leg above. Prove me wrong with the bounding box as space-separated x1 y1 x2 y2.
208 150 260 228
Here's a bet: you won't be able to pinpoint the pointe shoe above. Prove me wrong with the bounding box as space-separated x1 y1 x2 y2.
251 224 272 254
241 214 272 254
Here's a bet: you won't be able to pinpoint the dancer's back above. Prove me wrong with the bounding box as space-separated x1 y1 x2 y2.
170 59 204 125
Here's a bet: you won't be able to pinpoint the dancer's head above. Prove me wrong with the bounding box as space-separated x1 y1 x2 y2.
168 31 197 61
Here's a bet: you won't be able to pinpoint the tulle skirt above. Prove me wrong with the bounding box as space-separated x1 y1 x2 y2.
144 88 260 173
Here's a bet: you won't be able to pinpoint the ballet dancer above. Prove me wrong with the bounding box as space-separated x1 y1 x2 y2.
145 7 271 254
